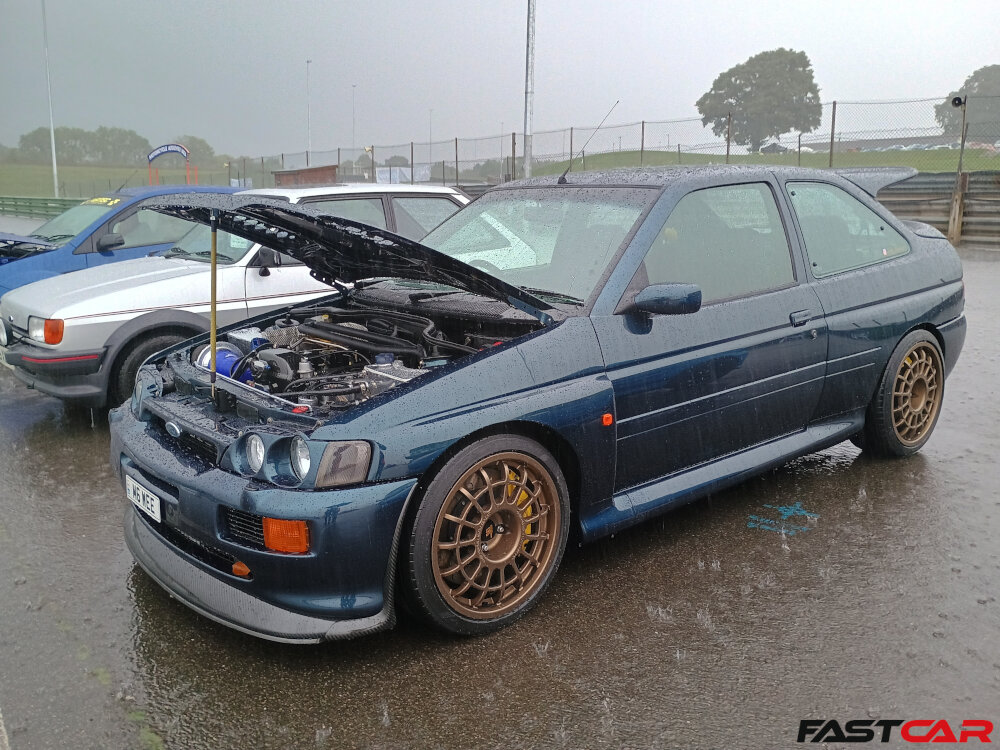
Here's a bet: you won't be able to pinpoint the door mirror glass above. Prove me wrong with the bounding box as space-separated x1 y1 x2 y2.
633 283 702 315
257 247 278 276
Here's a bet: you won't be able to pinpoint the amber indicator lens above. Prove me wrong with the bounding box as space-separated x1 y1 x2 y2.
231 561 251 577
262 518 310 554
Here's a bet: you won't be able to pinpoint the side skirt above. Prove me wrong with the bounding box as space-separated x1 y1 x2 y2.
579 415 863 543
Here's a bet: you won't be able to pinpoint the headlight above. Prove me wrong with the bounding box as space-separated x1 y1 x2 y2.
246 434 265 474
27 316 64 345
0 321 8 347
315 441 371 488
290 436 311 480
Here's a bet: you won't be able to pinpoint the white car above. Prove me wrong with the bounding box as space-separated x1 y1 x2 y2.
0 184 468 407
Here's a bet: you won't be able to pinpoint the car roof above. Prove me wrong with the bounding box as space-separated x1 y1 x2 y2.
498 164 856 189
113 185 239 199
240 184 463 201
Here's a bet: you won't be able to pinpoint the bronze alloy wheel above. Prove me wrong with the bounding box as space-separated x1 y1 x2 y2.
891 341 943 446
430 451 562 620
861 330 947 457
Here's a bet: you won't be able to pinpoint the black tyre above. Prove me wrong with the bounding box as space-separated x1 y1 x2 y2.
109 334 184 406
405 434 570 635
860 330 945 457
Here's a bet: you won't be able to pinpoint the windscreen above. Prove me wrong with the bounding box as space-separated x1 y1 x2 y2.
162 223 257 265
421 186 656 304
30 195 126 244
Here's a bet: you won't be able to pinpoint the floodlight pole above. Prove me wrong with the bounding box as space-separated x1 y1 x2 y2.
306 59 312 164
41 0 59 197
522 0 535 177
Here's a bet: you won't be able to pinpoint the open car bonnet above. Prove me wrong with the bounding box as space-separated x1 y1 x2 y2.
0 232 56 259
145 193 556 324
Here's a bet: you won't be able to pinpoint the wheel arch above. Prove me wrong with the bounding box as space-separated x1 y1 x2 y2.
409 420 582 522
103 310 209 395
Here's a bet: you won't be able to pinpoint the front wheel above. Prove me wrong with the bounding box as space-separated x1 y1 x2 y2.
405 435 570 635
109 334 185 406
860 330 945 457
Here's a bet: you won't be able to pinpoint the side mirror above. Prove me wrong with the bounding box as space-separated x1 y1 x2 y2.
96 233 125 253
257 247 278 277
632 283 702 316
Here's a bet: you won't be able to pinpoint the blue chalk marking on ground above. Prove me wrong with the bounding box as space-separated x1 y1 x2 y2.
762 502 819 521
747 502 819 535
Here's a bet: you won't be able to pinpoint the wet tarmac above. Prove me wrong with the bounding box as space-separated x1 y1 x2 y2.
0 225 997 748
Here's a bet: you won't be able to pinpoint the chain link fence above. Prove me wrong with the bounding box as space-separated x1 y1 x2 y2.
245 95 998 189
14 95 998 198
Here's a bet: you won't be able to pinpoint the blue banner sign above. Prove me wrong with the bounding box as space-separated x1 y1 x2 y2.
147 143 190 162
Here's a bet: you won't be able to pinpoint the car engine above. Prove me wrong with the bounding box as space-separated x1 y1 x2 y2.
187 306 527 412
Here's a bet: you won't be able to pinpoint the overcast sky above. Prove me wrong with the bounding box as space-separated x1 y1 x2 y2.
1 0 997 158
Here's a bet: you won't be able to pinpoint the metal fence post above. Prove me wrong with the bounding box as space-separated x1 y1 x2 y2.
828 101 837 168
441 161 446 186
455 137 459 185
569 127 573 172
511 132 517 180
677 144 681 164
640 121 645 167
947 171 969 245
371 147 376 183
725 112 732 164
410 142 414 183
798 133 802 167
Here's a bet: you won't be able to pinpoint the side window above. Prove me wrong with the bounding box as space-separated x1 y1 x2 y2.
111 208 191 249
391 196 461 240
643 183 795 304
307 197 387 230
787 182 909 277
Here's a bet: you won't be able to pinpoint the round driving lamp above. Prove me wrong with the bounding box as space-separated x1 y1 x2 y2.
290 436 311 480
246 434 266 474
0 321 8 347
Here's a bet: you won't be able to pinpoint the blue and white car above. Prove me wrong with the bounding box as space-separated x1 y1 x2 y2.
0 185 237 298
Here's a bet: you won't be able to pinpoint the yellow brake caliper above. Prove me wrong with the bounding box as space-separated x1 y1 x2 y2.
507 470 533 549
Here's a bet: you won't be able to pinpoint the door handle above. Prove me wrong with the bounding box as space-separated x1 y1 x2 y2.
789 309 813 327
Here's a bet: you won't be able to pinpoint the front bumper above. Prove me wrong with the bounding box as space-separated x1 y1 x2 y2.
1 340 108 406
111 405 417 642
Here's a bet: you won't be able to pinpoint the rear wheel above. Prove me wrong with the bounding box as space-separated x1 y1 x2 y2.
405 435 570 635
109 334 185 406
860 330 945 457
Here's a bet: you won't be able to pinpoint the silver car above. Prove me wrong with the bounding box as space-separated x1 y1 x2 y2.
0 184 468 407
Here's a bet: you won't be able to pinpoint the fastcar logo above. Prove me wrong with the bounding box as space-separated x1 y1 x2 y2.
798 719 994 743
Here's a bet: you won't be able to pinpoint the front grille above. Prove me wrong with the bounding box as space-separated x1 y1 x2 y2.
222 506 266 549
149 415 221 466
179 432 221 464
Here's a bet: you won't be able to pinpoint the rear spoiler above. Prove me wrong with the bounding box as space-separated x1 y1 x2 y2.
832 167 917 197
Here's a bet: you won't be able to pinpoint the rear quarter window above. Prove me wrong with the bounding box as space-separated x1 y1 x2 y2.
787 181 909 278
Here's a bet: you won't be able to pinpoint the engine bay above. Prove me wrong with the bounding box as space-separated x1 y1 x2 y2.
184 305 539 413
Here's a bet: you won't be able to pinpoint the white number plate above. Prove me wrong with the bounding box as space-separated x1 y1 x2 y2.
126 475 162 523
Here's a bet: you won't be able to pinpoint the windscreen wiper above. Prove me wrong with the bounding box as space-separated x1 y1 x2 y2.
518 287 584 305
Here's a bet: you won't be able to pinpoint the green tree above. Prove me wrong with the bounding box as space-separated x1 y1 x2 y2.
384 155 409 167
92 127 151 165
696 48 822 153
173 135 218 167
934 65 1000 140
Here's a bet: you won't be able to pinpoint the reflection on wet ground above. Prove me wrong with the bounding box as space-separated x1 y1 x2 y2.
0 252 997 749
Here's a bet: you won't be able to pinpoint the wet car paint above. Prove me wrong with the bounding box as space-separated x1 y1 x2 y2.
0 249 997 747
109 167 964 639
